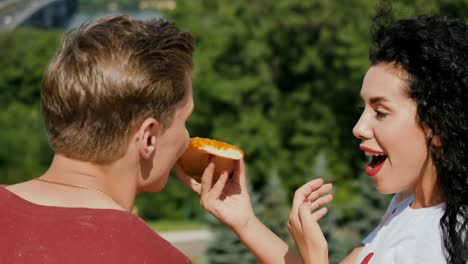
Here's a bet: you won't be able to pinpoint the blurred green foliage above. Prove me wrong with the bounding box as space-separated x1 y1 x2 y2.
0 29 61 107
2 0 468 261
78 0 140 12
206 171 293 263
166 0 468 260
167 0 394 203
0 29 59 184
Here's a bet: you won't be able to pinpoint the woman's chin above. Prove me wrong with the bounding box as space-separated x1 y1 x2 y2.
374 181 396 195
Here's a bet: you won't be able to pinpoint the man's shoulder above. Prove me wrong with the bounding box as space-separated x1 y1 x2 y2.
0 193 191 263
68 210 192 262
95 212 179 246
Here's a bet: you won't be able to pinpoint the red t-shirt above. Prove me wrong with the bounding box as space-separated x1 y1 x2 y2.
0 186 192 264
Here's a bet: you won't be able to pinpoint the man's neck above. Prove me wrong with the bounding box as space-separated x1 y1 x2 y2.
43 154 138 211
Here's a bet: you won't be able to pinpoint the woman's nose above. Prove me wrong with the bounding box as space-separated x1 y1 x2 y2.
352 115 373 140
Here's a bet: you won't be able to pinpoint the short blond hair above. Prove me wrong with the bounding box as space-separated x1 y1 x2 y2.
42 15 194 163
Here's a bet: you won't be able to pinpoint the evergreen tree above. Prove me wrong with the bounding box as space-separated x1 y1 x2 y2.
307 153 342 263
205 225 257 264
343 173 391 242
258 170 292 246
323 172 391 263
205 186 261 264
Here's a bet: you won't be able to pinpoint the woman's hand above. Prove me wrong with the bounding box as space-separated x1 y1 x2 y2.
287 179 333 264
174 157 256 235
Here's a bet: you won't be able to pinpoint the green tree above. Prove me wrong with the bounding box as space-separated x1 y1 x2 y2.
0 103 52 184
167 0 375 195
2 3 468 259
258 170 292 246
0 29 61 184
136 176 204 220
0 29 61 108
206 187 262 264
166 2 468 260
206 226 257 264
324 173 391 263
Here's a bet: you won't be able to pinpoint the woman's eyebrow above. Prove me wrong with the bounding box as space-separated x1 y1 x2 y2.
369 96 389 105
359 96 389 105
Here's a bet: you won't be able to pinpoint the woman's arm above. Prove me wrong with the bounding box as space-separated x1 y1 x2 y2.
175 158 332 264
234 215 302 264
175 158 300 263
340 246 364 264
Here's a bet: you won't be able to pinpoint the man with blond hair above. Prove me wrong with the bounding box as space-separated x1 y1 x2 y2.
0 15 194 263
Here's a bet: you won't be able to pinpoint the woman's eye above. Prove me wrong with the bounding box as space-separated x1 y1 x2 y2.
375 110 388 119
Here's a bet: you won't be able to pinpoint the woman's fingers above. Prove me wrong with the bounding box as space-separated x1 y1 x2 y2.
206 170 230 203
299 194 333 224
173 163 201 194
200 155 216 198
289 184 332 234
305 183 333 203
199 156 232 212
311 207 329 222
201 155 215 190
232 158 247 188
290 179 325 227
291 179 324 212
290 195 332 264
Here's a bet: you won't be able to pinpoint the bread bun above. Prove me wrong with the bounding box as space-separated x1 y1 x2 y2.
178 137 244 182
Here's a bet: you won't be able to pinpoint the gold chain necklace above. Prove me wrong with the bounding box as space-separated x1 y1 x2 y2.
34 177 114 201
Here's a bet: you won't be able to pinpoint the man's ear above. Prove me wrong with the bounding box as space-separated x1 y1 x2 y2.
136 117 160 160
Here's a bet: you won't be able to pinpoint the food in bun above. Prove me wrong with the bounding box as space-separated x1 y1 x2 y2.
178 137 244 182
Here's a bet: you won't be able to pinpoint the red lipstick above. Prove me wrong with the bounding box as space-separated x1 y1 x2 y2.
359 145 384 154
365 159 385 177
360 145 387 177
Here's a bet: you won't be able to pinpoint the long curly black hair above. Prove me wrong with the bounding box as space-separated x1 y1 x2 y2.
369 11 468 264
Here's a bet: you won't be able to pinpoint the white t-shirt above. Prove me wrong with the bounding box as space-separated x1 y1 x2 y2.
355 194 446 264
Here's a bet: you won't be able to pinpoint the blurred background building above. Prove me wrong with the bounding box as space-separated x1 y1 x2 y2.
0 0 175 31
0 0 77 31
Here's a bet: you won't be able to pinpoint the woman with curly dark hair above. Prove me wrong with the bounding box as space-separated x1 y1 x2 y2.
176 13 468 264
288 14 468 264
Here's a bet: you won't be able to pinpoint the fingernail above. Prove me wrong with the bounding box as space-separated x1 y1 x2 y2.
222 169 229 175
303 198 309 203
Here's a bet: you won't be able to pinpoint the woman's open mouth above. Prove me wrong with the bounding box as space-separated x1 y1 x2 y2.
365 154 387 177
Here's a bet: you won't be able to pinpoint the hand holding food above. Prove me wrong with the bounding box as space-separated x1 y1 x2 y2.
175 137 256 233
177 137 244 182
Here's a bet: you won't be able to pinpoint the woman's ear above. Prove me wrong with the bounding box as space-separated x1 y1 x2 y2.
432 134 442 148
137 118 160 160
427 129 442 148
